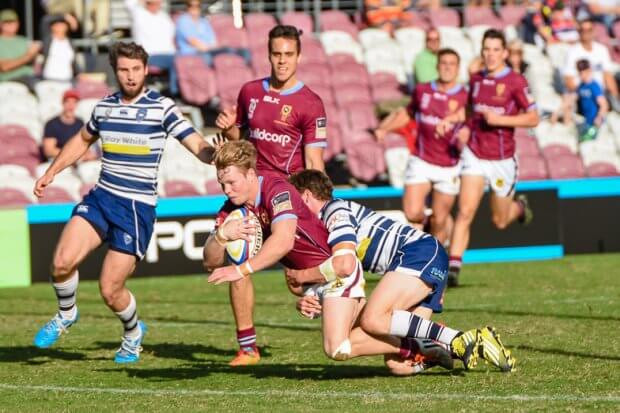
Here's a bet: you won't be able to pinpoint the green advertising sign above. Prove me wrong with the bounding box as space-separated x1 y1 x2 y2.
0 209 30 288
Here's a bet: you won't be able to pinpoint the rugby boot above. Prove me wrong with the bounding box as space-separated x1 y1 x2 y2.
517 194 533 225
229 347 261 366
33 310 79 348
114 320 147 364
450 328 481 370
478 326 516 372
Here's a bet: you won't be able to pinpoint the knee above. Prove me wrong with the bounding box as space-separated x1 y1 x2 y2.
324 338 351 361
99 284 123 307
51 252 76 278
491 214 509 230
360 311 385 336
404 206 425 224
456 207 476 224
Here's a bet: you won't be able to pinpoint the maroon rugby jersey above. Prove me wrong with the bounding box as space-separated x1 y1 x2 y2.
407 81 468 167
235 78 327 177
468 67 536 160
216 176 331 270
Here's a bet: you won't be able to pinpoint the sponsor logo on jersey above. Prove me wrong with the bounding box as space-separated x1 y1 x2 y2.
421 93 431 109
248 98 258 119
433 92 447 101
473 103 506 115
136 108 147 122
473 82 480 98
419 113 441 125
120 108 128 116
272 191 293 214
316 117 327 139
263 95 280 104
249 128 292 146
280 105 292 122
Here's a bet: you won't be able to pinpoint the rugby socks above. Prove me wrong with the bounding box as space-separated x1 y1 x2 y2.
399 338 416 359
53 271 78 320
115 292 140 340
237 327 257 352
390 311 461 347
449 256 462 270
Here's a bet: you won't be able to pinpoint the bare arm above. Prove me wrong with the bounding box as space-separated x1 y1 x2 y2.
595 95 609 126
285 242 358 286
215 105 244 141
42 137 61 159
563 75 578 92
34 127 97 197
304 146 325 172
0 42 40 73
203 233 227 271
180 132 216 163
604 72 619 98
484 109 540 128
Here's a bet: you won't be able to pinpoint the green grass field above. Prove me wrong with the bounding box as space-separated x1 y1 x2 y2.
0 254 619 412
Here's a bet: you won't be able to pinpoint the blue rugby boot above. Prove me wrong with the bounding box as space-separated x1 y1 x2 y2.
33 310 79 348
114 320 147 364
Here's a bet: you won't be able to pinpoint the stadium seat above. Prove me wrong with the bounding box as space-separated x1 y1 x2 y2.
542 143 574 159
0 175 36 202
366 59 407 84
405 11 431 31
34 80 71 104
358 28 391 50
319 10 358 38
586 162 620 177
467 25 492 56
0 187 33 207
334 85 373 107
175 55 218 106
464 6 504 29
330 63 370 86
280 12 313 34
499 5 527 27
3 155 40 176
300 37 328 64
39 101 62 124
429 8 460 28
579 139 620 168
344 103 379 130
323 124 343 161
345 138 386 182
309 84 335 105
212 25 249 49
0 164 32 181
546 154 585 179
370 72 401 89
213 53 247 70
76 160 101 184
39 186 76 204
79 183 94 197
164 179 202 197
0 81 30 99
320 31 363 62
75 80 111 99
76 98 100 126
516 135 541 157
244 12 277 33
205 179 224 195
518 155 548 180
364 41 403 67
394 27 426 51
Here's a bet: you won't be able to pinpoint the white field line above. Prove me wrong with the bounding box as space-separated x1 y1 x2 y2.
0 384 618 403
453 296 615 310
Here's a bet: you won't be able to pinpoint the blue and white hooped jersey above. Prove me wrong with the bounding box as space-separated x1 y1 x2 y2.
320 199 429 274
86 89 196 205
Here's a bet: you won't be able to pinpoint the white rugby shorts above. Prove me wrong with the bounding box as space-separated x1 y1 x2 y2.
404 155 461 195
460 146 518 197
321 260 366 299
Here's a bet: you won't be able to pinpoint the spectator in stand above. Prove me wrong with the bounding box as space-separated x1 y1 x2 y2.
42 16 79 82
576 59 609 140
42 90 97 162
364 0 414 34
40 0 111 39
175 0 251 66
124 0 178 95
563 18 620 111
522 0 578 46
39 1 79 47
414 28 440 84
0 9 41 87
577 0 620 32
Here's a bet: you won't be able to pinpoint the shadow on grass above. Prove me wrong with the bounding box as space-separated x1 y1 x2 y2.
0 346 87 365
448 307 620 322
517 345 620 361
89 342 274 363
100 361 461 381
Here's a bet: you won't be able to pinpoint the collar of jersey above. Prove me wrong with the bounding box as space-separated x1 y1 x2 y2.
482 66 511 79
262 78 305 95
253 176 264 208
430 81 463 96
115 88 149 105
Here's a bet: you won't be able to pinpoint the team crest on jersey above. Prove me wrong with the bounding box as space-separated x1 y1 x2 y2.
420 93 431 109
136 108 147 122
496 84 506 97
272 191 293 214
280 105 293 122
248 98 259 119
448 99 459 112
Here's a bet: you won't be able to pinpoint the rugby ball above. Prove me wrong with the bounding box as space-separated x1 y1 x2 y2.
224 208 263 265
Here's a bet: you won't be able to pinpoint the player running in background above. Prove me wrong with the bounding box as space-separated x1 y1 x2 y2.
213 25 327 366
204 141 453 373
448 29 539 287
375 49 468 244
32 42 217 363
287 170 516 372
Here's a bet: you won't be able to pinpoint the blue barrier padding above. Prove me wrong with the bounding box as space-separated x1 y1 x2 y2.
463 244 564 263
26 177 620 224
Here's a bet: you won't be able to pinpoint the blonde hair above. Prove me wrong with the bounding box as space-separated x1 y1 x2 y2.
214 140 257 173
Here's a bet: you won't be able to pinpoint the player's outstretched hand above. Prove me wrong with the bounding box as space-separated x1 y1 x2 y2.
211 132 228 149
215 105 237 131
220 217 255 242
207 265 244 285
33 173 54 198
297 295 322 319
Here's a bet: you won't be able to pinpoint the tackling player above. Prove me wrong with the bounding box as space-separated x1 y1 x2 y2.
375 49 468 244
213 25 328 365
203 141 452 372
32 42 217 363
448 29 539 287
288 170 516 372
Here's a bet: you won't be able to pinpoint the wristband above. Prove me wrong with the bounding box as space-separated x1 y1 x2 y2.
214 228 228 246
236 261 254 277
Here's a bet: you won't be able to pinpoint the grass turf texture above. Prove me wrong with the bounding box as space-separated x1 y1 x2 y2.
0 254 618 412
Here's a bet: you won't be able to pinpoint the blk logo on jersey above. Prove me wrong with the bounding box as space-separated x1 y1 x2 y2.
263 95 280 104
